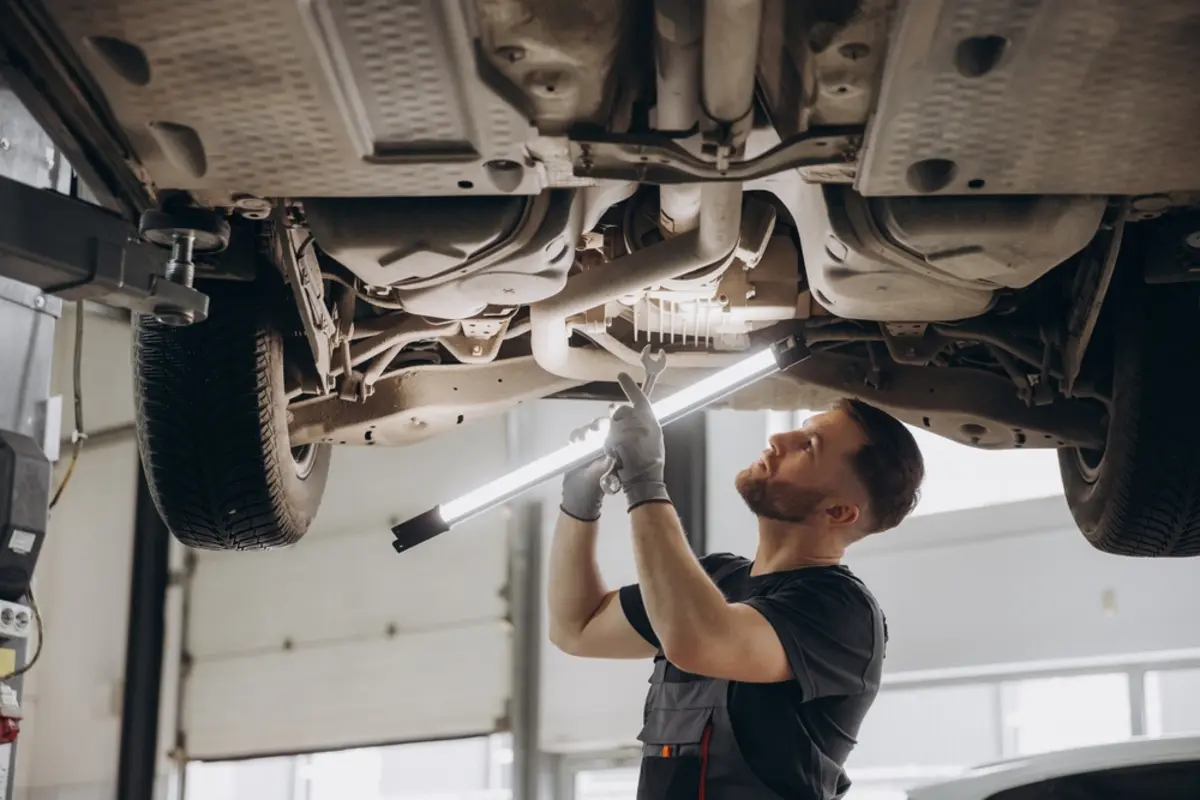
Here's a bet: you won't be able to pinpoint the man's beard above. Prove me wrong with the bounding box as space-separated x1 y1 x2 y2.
735 468 826 524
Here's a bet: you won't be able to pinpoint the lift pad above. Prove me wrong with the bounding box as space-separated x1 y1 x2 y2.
390 336 810 553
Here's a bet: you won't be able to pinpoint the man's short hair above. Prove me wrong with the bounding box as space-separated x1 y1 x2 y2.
835 398 925 533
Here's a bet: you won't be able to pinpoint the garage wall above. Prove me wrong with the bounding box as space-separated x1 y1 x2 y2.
180 419 514 760
844 496 1200 673
15 306 139 800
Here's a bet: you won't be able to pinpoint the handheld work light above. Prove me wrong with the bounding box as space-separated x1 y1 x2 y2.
390 336 809 553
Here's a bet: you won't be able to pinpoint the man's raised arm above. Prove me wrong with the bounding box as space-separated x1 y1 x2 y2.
546 421 657 660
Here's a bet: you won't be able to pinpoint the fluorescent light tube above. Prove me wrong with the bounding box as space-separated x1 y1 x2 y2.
391 337 805 553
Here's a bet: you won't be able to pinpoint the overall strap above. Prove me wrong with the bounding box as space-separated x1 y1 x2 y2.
708 558 746 586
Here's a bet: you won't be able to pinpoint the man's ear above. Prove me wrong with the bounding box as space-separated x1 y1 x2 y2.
825 502 860 527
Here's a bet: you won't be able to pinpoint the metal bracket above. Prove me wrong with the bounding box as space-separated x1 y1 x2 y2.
1064 202 1128 395
570 126 862 185
276 213 335 393
0 174 209 321
881 323 947 366
1141 209 1200 285
439 316 512 365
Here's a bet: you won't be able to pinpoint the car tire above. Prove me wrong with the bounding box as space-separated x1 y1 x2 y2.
133 275 332 550
1058 257 1200 557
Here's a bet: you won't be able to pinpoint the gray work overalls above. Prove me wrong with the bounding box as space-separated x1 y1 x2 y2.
634 561 785 800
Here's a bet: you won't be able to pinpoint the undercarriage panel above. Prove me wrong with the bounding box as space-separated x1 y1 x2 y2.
38 0 542 202
857 0 1200 196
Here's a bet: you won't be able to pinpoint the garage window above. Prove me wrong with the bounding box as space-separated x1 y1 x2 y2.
1145 667 1200 736
184 733 512 800
999 673 1132 756
574 766 639 800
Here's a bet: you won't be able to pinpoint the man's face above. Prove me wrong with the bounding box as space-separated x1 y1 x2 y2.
735 407 868 526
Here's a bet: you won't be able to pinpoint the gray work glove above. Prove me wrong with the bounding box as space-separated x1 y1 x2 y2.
606 373 670 511
561 417 610 521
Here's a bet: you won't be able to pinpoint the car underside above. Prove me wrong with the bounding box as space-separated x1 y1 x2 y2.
4 0 1200 555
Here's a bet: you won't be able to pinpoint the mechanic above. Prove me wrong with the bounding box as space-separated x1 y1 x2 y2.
548 374 925 800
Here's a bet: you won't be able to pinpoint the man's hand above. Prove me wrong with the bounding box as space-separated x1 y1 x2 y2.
607 373 670 511
561 418 611 521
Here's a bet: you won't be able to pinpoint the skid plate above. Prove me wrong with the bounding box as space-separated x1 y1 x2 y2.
42 0 538 200
857 0 1200 196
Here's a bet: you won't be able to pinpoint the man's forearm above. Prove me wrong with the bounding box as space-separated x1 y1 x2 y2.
628 501 730 662
547 511 609 649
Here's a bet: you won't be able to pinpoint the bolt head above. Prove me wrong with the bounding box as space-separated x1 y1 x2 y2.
33 295 46 309
153 306 197 326
1185 231 1200 250
496 45 526 63
471 344 484 356
232 194 271 211
1131 194 1171 213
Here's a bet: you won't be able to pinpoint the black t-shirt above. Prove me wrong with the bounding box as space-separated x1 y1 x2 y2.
619 553 887 799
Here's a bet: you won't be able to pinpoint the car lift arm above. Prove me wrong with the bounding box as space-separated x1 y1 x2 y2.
0 173 209 323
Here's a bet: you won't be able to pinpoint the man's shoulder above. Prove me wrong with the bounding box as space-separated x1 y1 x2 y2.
821 566 889 647
699 551 751 578
767 565 885 621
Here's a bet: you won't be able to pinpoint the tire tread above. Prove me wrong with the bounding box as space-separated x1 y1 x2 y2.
133 279 329 550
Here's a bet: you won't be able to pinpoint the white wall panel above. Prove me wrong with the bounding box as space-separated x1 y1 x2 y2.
903 428 1061 517
847 683 1000 770
16 307 137 800
187 514 508 660
846 496 1200 673
705 410 766 556
50 305 136 430
302 419 509 542
183 418 513 760
17 440 138 799
185 622 510 759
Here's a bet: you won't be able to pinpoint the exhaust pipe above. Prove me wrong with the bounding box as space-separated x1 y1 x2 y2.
655 0 703 235
530 183 742 382
529 0 764 383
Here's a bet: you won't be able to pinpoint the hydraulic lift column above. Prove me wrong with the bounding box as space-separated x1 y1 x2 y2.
0 276 56 796
0 168 210 795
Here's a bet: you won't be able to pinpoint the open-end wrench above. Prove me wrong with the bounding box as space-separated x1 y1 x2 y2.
600 346 667 495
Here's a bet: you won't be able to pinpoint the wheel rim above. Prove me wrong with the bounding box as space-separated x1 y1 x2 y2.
291 444 317 479
1075 447 1105 485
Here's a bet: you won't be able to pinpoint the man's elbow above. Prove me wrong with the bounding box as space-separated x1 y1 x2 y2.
660 634 707 674
548 625 584 656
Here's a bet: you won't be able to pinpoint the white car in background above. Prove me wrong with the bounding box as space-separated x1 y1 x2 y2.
904 735 1200 800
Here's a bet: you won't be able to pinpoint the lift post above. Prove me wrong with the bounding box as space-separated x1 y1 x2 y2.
0 165 209 794
0 275 56 796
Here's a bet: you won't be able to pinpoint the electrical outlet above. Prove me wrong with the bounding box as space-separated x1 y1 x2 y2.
0 601 32 639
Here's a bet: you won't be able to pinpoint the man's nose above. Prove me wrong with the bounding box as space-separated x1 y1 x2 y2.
768 430 802 453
